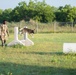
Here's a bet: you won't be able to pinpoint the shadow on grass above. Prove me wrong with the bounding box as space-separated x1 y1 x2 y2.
0 62 76 75
25 52 64 56
25 52 76 56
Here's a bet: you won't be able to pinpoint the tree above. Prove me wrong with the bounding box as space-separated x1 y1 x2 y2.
33 0 55 22
0 9 3 23
1 9 12 22
10 1 28 22
67 7 76 22
55 5 72 22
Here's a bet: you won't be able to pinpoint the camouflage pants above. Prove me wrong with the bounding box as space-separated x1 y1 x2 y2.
0 33 7 46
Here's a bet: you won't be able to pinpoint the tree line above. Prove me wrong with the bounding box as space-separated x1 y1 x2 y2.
0 0 76 23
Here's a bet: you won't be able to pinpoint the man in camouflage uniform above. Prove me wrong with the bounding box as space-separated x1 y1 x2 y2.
0 20 9 46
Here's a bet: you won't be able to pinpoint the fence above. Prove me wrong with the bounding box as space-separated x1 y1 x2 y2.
6 21 76 33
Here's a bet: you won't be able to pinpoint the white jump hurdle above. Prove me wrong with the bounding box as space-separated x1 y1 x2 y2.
21 26 34 46
8 27 34 46
8 27 25 46
63 43 76 54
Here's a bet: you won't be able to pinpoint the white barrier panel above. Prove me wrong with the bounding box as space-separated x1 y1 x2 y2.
8 27 25 46
63 43 76 53
21 26 34 46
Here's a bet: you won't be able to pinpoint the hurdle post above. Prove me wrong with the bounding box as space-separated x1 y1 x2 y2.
23 26 28 40
14 27 18 40
8 27 25 46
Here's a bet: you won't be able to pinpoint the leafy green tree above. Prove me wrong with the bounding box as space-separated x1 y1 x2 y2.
1 8 12 22
55 5 72 22
33 0 55 22
10 6 20 21
18 1 28 20
10 0 55 23
0 9 3 23
67 7 76 22
2 0 76 24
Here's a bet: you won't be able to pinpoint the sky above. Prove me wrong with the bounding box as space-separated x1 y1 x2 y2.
0 0 76 10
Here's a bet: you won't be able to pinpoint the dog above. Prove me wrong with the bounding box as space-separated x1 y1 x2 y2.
20 27 35 38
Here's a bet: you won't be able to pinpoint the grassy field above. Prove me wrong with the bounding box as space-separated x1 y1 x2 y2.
0 33 76 75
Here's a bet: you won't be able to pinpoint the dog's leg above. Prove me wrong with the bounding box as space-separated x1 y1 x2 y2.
30 33 34 38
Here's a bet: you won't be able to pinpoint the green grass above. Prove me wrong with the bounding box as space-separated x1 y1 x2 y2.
0 33 76 75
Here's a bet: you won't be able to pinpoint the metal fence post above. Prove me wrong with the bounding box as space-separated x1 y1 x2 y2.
71 22 73 32
54 21 56 33
36 22 38 33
